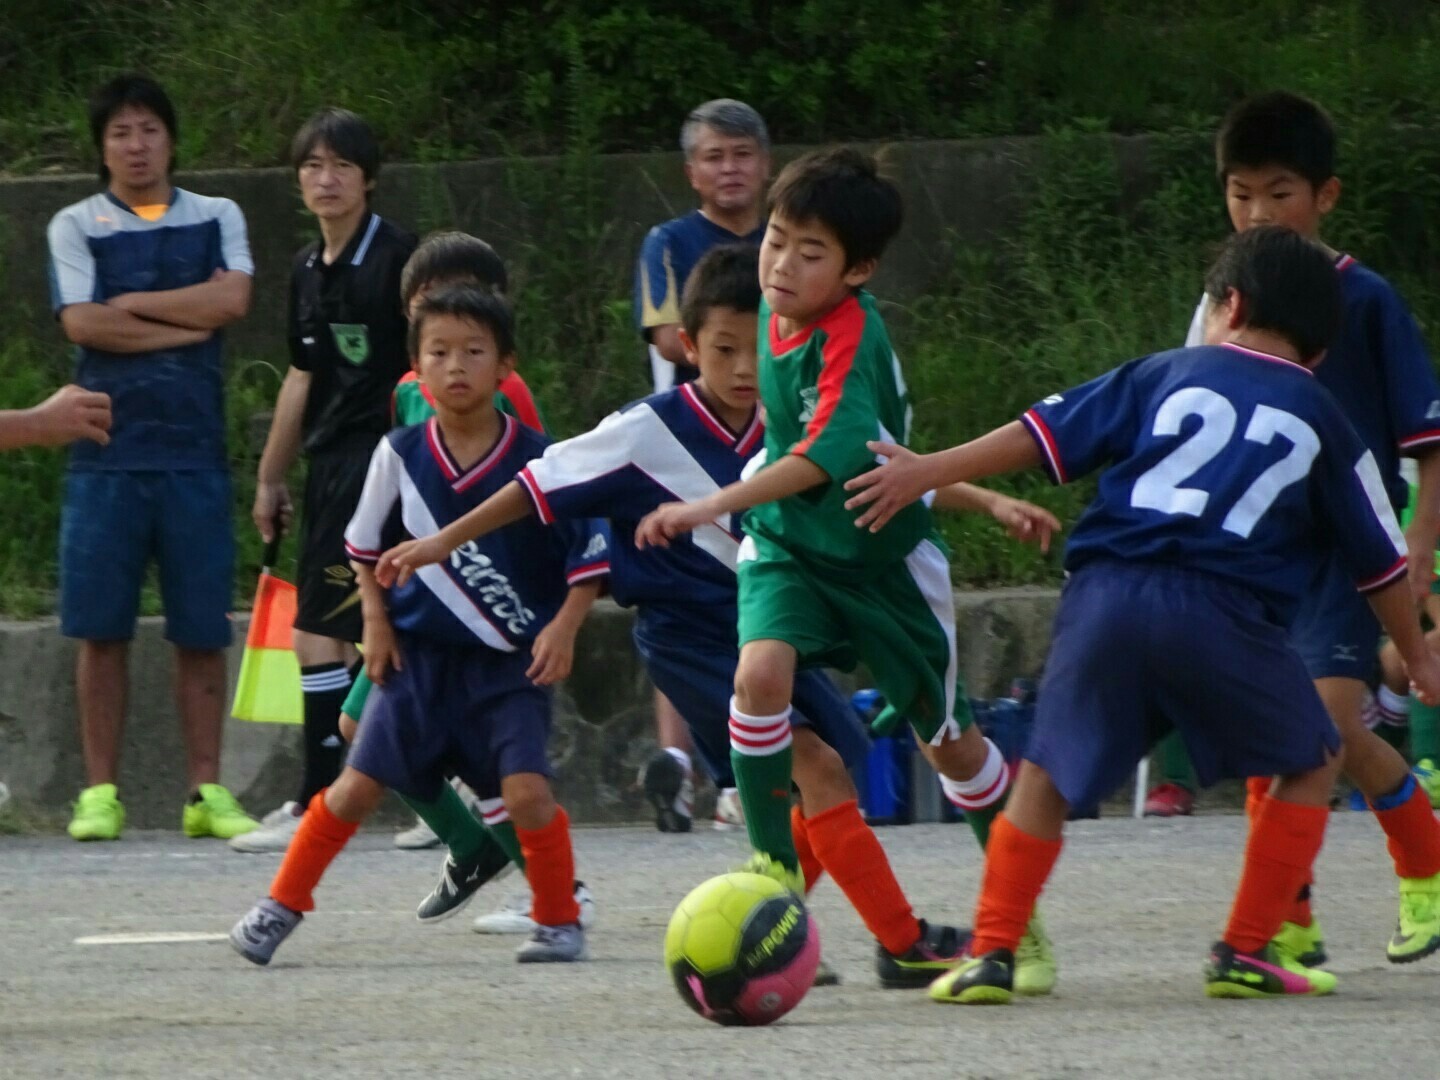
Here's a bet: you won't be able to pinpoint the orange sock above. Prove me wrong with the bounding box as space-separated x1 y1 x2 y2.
804 799 920 956
791 805 825 893
971 815 1062 956
269 790 358 913
1247 776 1315 925
1222 795 1327 955
516 806 581 926
1372 778 1440 879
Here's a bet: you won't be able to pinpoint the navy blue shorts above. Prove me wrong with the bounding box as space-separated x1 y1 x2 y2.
347 636 552 803
1029 561 1340 811
59 470 234 649
1289 555 1381 681
633 611 871 787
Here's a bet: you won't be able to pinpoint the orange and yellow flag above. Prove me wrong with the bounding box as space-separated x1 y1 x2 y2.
231 567 302 724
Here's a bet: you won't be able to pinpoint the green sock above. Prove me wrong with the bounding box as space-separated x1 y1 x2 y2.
399 784 502 866
963 800 1003 849
1412 695 1440 763
1158 730 1198 791
731 746 797 871
488 818 526 871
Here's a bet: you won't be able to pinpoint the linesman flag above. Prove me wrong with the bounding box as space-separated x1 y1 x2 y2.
231 537 302 724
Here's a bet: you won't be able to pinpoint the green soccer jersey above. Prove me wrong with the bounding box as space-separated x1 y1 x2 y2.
747 290 934 573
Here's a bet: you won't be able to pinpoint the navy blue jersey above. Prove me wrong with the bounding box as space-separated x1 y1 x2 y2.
633 210 765 338
344 414 609 651
47 188 253 471
1023 342 1407 624
1186 255 1440 508
518 382 763 620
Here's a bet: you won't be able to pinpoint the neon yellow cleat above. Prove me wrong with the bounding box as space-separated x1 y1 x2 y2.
1204 941 1336 998
738 852 805 896
1014 911 1057 995
183 784 259 839
68 783 124 841
1414 760 1440 810
1271 918 1326 968
929 949 1014 1005
1389 872 1440 963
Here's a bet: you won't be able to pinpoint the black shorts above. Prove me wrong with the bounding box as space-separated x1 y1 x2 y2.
295 448 371 642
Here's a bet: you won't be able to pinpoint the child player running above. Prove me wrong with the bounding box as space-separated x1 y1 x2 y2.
230 285 605 966
334 233 599 938
620 148 1057 984
1147 92 1440 969
378 241 1060 989
846 225 1440 1002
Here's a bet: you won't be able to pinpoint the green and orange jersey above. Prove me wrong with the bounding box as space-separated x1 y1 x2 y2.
390 370 549 434
747 289 935 575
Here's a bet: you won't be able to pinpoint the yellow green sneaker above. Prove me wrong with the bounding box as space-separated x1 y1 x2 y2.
1415 760 1440 810
1014 911 1057 995
1271 918 1326 968
1388 872 1440 963
1204 941 1336 998
68 783 124 841
183 784 259 839
738 852 805 896
928 948 1014 1005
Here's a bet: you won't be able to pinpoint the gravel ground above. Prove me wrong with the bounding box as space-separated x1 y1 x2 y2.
2 812 1436 1079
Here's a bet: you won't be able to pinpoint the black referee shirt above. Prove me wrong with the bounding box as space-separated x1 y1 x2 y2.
288 211 418 457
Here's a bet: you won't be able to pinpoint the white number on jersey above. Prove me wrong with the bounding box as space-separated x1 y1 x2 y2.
1130 387 1320 536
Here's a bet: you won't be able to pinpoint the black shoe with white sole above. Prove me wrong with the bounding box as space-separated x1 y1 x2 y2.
416 844 515 923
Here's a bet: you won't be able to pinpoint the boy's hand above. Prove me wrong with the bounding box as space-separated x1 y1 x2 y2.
1410 650 1440 707
843 442 936 532
635 500 712 549
252 481 293 544
28 385 112 447
527 619 578 686
988 493 1061 553
377 536 451 587
362 617 403 686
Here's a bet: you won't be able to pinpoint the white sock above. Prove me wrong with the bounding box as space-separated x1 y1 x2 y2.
728 698 793 757
664 746 693 775
941 738 1010 810
1378 684 1411 724
478 797 510 826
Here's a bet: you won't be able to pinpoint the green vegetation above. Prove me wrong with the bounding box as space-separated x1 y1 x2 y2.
3 2 1440 611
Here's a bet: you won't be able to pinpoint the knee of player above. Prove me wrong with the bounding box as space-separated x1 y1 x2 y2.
733 651 796 716
325 766 386 823
923 723 991 780
501 774 557 830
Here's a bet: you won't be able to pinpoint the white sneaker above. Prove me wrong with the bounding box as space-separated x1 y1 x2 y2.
474 881 596 934
516 922 588 963
228 802 302 853
713 788 745 831
394 814 442 850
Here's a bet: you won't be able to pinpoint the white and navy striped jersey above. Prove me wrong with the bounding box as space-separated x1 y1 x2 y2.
345 413 608 651
518 382 762 618
1024 343 1408 624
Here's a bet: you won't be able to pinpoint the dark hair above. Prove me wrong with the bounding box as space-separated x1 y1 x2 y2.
400 231 509 311
89 74 178 183
408 284 516 360
1216 91 1336 188
767 147 903 268
1203 225 1341 362
289 107 381 184
680 244 761 338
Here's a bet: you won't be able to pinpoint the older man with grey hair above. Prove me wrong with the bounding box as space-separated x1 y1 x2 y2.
634 98 770 394
632 99 770 835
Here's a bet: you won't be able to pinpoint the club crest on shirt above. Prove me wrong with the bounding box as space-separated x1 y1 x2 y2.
798 386 819 424
330 323 371 365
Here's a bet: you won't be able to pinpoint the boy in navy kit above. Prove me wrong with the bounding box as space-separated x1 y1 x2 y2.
846 226 1440 1002
230 286 605 966
1146 92 1440 966
378 243 1061 988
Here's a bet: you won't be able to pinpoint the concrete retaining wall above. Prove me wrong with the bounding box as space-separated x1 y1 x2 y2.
0 589 1059 830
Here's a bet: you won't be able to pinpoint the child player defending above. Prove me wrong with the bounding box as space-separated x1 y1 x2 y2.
378 242 1060 988
1152 92 1440 967
230 286 605 965
846 226 1440 1002
626 149 1053 972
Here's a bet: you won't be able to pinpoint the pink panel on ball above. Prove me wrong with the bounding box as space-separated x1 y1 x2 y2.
733 921 821 1026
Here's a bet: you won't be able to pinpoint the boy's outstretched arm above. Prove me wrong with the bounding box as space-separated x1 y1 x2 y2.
527 580 603 686
353 562 403 686
844 421 1043 532
634 454 827 549
376 480 534 587
933 483 1061 552
1368 577 1440 705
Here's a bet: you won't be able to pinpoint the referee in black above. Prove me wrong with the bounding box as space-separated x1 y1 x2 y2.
235 108 417 852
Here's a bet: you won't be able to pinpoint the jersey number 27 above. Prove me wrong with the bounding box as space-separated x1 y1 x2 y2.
1130 387 1320 538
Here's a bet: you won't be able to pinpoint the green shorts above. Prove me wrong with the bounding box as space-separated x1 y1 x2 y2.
736 532 972 745
341 668 374 721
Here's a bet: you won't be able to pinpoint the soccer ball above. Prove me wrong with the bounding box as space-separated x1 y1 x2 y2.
663 871 820 1026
